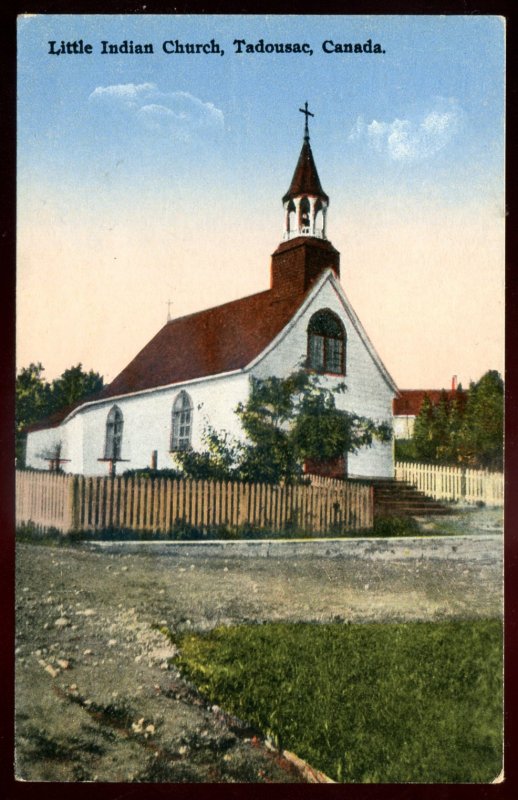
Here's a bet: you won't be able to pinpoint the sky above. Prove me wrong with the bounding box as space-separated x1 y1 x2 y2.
17 14 505 389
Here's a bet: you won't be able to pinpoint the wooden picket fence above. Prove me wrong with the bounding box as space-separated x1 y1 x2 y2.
15 470 374 536
15 470 75 533
394 461 504 506
308 474 353 491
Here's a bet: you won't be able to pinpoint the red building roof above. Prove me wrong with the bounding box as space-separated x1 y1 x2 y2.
393 389 465 416
100 287 306 398
26 284 308 431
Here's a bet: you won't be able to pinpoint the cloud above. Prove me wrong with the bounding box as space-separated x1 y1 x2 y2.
89 83 224 137
89 82 156 104
349 98 462 162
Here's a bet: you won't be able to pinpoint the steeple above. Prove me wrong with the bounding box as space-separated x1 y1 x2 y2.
282 103 329 241
271 104 340 297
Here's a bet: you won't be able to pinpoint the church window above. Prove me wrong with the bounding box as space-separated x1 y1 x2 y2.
171 391 193 451
307 310 346 375
104 406 123 460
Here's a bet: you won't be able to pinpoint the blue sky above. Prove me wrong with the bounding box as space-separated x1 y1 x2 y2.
17 14 505 387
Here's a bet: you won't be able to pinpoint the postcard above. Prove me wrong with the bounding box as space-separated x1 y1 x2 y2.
15 13 505 787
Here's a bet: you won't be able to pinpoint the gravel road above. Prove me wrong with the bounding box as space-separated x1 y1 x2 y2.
15 509 503 783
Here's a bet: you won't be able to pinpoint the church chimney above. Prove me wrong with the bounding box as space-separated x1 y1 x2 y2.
271 103 340 297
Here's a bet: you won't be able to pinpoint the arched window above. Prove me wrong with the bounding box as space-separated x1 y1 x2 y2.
307 310 346 375
299 196 311 231
287 199 296 233
171 391 193 451
314 199 324 237
104 406 123 460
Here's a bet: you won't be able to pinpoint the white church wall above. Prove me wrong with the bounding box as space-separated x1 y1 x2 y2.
347 439 393 480
25 415 84 472
25 427 62 470
61 415 84 472
251 277 395 478
55 371 251 476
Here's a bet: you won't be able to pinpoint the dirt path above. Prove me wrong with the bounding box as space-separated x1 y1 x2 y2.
15 517 503 783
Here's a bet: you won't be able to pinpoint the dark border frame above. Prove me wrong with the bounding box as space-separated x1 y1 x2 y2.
2 3 515 800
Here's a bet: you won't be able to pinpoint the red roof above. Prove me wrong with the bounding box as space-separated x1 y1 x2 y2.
282 139 329 204
393 389 466 416
100 288 305 398
27 285 308 431
25 403 86 433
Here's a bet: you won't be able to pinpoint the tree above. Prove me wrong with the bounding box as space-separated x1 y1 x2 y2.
15 363 52 465
50 364 104 411
432 393 453 462
16 362 104 467
445 394 464 462
174 370 391 484
410 370 503 469
235 371 311 484
458 371 503 469
172 428 243 482
412 395 436 462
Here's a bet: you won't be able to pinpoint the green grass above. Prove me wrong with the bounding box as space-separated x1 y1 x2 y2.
176 620 503 783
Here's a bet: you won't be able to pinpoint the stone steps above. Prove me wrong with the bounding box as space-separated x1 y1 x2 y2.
371 479 453 518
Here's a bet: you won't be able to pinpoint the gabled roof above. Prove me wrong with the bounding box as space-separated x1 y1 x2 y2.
25 402 87 433
24 285 308 434
27 268 399 432
327 277 399 394
282 138 329 204
98 288 306 400
247 270 398 395
393 389 466 416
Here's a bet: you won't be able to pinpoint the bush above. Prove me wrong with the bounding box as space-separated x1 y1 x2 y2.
16 523 67 546
394 439 418 462
372 515 421 537
122 467 183 480
16 515 431 544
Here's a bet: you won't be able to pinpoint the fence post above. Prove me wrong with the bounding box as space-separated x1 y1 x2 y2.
66 475 80 533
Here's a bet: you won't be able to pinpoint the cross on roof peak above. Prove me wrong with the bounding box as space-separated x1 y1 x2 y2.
299 102 314 140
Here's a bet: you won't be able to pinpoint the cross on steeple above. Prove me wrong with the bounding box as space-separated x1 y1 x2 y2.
166 299 173 322
299 101 314 140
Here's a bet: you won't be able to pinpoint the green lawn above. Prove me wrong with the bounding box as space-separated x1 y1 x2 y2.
176 620 503 783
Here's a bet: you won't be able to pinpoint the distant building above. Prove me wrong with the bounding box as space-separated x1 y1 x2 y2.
393 378 465 439
26 108 398 478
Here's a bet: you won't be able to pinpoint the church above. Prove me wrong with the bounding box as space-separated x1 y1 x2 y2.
25 106 398 479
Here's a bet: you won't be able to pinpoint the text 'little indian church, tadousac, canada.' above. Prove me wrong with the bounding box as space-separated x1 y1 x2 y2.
25 105 399 479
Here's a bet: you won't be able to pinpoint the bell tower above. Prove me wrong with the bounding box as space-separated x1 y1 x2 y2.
271 103 340 297
282 102 329 240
